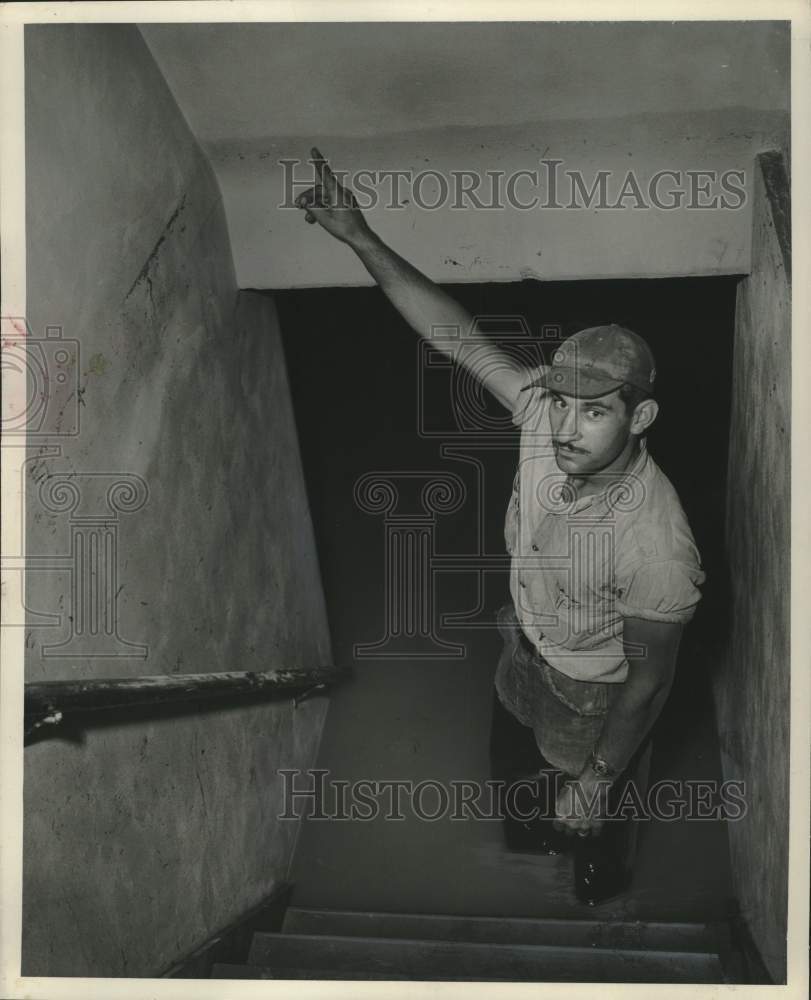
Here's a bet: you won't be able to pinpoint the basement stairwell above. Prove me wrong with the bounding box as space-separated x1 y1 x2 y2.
212 907 738 983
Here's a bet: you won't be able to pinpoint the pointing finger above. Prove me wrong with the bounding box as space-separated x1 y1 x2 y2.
311 147 326 185
311 146 338 206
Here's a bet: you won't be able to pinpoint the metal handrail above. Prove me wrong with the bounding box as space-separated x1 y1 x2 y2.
24 664 349 740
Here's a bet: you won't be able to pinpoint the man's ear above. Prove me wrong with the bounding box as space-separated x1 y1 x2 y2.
631 398 659 435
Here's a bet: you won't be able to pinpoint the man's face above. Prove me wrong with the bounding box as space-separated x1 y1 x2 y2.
547 389 634 475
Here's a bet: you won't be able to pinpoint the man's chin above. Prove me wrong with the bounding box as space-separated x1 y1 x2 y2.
554 448 584 471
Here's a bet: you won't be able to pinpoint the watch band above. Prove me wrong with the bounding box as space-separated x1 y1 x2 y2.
587 750 619 780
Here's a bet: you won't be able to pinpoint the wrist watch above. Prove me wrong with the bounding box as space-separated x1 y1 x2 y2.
587 750 619 780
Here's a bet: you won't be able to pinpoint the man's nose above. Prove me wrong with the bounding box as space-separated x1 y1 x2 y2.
556 406 580 441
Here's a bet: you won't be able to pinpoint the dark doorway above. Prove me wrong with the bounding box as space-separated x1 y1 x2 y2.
273 276 737 920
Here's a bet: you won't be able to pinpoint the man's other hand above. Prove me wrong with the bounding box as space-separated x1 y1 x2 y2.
553 776 610 837
296 146 370 246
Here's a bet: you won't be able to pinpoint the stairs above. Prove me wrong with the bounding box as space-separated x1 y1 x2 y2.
212 907 737 982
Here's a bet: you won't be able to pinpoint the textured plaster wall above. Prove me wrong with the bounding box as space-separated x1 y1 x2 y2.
714 153 790 982
22 25 331 976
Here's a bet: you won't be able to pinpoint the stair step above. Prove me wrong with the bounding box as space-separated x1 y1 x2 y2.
211 963 545 981
248 932 725 983
282 907 719 953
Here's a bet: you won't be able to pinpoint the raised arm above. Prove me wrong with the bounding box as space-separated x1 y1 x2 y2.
295 147 530 413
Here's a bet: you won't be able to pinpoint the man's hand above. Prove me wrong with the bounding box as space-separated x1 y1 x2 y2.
553 774 611 838
296 147 370 246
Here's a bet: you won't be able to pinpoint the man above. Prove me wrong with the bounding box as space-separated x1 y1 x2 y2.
490 323 705 902
295 148 705 904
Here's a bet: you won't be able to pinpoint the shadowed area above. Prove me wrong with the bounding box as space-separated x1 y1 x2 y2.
276 276 736 921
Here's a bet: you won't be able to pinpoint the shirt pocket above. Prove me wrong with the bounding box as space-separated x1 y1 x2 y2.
555 586 575 608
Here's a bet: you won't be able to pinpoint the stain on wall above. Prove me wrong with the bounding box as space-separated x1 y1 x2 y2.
22 25 332 976
714 151 790 983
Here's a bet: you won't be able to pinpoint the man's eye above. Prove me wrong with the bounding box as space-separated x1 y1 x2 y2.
553 398 567 409
587 409 603 419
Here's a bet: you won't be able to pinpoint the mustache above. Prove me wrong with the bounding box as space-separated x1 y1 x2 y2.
553 441 588 454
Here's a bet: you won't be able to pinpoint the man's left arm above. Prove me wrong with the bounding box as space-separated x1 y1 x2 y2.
554 617 683 835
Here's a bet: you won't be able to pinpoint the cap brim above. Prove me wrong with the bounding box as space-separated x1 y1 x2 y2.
533 366 625 399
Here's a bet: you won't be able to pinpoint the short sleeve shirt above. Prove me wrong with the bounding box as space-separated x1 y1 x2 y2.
505 368 706 684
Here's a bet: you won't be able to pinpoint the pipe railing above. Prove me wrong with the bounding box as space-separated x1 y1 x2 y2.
24 664 349 740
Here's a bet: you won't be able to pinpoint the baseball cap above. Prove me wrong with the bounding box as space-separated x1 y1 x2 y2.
527 324 656 399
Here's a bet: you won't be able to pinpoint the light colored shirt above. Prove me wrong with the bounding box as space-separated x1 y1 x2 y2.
504 369 706 684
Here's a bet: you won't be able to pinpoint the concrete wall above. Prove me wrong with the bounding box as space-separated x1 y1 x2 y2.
714 152 790 982
213 111 788 289
22 25 331 976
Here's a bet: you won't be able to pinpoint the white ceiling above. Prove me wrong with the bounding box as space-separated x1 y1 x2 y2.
141 21 788 143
